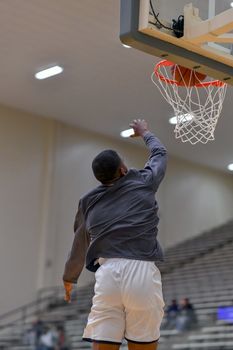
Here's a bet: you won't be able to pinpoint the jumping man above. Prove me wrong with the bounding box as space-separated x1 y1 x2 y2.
63 119 167 350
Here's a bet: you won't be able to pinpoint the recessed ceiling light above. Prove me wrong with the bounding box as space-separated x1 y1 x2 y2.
227 163 233 171
169 113 193 125
231 2 233 7
35 65 63 80
122 43 131 48
120 128 134 138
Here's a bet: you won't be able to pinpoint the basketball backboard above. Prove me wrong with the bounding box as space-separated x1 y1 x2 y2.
120 0 233 85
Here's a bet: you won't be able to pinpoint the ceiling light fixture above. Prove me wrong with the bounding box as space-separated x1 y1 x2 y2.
35 65 63 80
231 2 233 7
120 128 134 138
169 113 193 125
227 163 233 171
122 44 131 48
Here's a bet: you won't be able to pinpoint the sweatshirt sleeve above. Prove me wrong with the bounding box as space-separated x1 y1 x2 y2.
139 131 167 192
63 201 90 284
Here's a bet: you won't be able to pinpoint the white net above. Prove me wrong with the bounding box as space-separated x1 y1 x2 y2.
151 61 227 145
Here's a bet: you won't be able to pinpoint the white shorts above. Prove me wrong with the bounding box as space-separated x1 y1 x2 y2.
83 258 165 344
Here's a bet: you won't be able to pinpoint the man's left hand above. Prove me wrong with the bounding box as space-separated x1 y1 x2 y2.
63 281 73 303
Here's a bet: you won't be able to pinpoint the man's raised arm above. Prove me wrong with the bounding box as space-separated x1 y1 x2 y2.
130 119 167 191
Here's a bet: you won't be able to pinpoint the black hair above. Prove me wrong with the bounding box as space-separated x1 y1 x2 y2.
92 149 121 184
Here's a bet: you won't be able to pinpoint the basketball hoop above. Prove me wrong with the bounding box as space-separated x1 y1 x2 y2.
151 60 227 144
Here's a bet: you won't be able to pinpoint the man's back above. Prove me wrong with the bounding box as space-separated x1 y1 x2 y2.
81 167 163 271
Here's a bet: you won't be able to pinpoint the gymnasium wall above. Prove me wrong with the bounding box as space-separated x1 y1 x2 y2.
0 105 52 314
161 157 233 247
0 104 232 314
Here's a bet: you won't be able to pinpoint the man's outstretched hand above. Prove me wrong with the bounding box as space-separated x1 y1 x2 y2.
129 119 149 138
63 281 73 303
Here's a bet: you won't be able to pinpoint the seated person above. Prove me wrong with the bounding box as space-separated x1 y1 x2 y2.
176 298 197 331
164 299 179 329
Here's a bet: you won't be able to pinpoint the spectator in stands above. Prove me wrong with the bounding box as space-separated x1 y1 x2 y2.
32 319 45 347
164 299 179 329
38 325 59 350
176 298 197 331
57 325 71 350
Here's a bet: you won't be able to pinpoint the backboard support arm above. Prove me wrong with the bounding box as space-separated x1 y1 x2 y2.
184 4 233 44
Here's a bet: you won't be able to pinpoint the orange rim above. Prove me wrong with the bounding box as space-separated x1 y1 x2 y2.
154 60 225 87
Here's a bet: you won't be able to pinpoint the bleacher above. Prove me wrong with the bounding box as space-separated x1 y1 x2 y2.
0 220 232 349
157 220 233 274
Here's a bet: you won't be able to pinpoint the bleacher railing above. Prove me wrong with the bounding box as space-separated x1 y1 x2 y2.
0 285 64 335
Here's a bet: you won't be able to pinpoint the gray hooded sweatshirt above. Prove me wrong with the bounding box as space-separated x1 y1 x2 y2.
63 132 167 283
